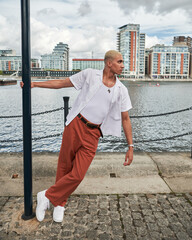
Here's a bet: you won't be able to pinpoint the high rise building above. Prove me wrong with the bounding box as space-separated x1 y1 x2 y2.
173 36 192 48
117 24 145 79
0 49 16 56
41 42 69 70
72 59 104 70
189 50 192 78
145 48 151 76
148 45 190 80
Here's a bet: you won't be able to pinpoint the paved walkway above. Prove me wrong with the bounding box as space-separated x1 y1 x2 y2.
0 152 192 239
0 194 192 239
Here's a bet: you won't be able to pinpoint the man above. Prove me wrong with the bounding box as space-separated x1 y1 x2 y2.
21 50 134 222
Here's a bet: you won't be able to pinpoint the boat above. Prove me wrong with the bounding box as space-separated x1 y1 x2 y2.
0 77 17 86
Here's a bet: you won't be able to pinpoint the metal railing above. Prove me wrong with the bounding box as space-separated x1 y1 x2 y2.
0 98 192 156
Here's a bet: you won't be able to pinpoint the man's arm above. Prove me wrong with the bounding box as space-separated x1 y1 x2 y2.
20 77 74 89
121 111 134 166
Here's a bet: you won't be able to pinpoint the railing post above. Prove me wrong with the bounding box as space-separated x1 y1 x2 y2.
191 146 192 159
21 0 35 220
190 130 192 159
189 132 192 158
63 97 69 127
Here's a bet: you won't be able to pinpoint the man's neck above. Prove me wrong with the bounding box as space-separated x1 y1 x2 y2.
103 68 116 87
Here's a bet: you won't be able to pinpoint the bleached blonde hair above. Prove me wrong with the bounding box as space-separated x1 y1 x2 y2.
104 50 122 64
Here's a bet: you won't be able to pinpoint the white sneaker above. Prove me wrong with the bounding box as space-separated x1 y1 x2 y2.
53 206 65 223
36 190 50 222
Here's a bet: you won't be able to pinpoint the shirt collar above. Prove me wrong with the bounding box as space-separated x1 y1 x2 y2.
96 69 121 88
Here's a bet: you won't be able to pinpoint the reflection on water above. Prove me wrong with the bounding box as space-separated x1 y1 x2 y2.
0 81 191 152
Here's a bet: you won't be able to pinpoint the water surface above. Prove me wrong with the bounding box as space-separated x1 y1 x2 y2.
0 81 191 152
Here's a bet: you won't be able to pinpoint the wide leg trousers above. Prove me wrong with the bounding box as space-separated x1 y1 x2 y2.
45 115 100 207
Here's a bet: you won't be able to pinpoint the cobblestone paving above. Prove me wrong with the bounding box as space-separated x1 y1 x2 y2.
0 194 192 240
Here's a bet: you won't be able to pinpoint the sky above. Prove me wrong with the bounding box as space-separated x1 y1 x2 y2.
0 0 192 68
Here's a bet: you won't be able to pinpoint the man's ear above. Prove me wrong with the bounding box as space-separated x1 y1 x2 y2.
107 59 112 68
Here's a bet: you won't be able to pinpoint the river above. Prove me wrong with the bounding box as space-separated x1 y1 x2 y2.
0 80 191 153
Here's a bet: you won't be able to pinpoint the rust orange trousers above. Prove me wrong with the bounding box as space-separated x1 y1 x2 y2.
45 115 100 207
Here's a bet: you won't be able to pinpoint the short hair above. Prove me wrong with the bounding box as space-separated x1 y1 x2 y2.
104 50 122 64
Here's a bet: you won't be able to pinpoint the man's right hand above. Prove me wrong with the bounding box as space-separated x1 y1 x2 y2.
20 81 24 88
20 81 35 88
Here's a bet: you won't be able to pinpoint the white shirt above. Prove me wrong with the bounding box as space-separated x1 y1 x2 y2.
80 83 115 124
66 68 132 137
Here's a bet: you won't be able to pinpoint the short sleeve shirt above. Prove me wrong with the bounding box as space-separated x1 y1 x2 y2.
67 69 132 137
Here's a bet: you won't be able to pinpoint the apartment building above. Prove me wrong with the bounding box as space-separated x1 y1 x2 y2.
148 45 190 79
117 24 145 79
173 36 192 48
41 42 69 70
0 49 39 71
189 49 192 78
72 59 104 70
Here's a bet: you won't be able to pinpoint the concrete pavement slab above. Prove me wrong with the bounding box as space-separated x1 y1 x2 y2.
0 153 58 178
0 152 171 196
87 152 159 177
0 174 171 196
74 176 171 194
148 152 192 177
0 152 159 178
164 176 192 193
148 152 192 193
0 152 192 196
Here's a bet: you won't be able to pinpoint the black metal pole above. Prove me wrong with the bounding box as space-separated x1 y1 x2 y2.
191 146 192 159
21 0 35 220
63 97 69 127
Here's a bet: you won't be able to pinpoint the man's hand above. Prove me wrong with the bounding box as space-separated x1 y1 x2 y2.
20 81 35 88
123 148 133 166
121 111 134 166
20 81 24 88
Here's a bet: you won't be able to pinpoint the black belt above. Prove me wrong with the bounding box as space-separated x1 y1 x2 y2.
77 114 103 138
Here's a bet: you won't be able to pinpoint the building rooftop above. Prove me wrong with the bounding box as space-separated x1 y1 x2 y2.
72 59 104 61
119 23 140 29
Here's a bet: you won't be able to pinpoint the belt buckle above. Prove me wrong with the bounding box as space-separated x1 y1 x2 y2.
86 122 91 127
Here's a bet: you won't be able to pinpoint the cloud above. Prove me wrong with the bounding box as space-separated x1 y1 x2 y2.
30 18 115 60
37 8 57 16
111 0 192 15
155 0 192 14
0 14 21 52
1 0 192 70
119 7 192 45
145 35 164 48
78 1 91 17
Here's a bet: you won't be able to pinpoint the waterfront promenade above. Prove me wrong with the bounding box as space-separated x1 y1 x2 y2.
0 152 192 239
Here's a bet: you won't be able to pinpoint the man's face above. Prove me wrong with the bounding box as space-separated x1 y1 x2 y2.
110 54 124 75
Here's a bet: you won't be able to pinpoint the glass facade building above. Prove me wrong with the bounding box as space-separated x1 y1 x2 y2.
0 56 22 71
0 49 39 71
41 42 69 70
149 45 190 79
117 24 145 79
189 51 192 78
72 59 104 70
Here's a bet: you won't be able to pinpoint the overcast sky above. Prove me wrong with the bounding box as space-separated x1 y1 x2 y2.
0 0 192 67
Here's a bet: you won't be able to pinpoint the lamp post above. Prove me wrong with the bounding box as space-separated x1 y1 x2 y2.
21 0 35 220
